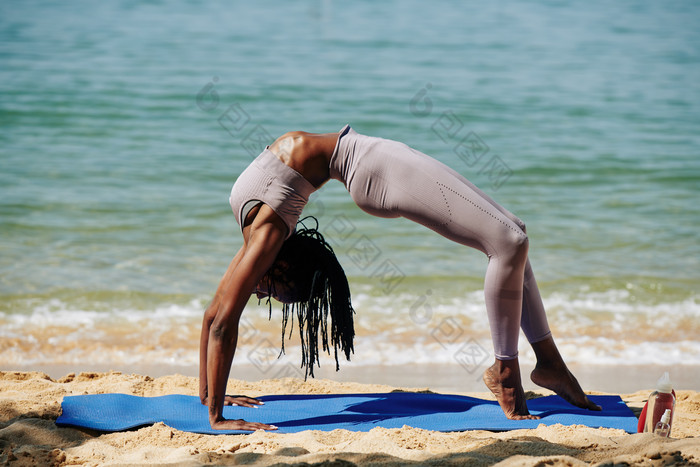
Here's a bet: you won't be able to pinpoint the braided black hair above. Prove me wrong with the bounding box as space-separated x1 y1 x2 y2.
260 217 355 378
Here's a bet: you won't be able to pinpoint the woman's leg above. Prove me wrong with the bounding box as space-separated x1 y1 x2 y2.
383 153 532 362
467 200 598 410
439 173 598 411
348 136 597 414
435 164 599 411
520 260 552 344
441 173 553 346
400 165 537 418
348 140 537 416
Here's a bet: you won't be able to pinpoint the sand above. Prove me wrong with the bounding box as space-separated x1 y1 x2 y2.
0 371 698 466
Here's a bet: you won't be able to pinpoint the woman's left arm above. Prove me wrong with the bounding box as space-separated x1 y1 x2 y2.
204 211 287 430
200 246 259 406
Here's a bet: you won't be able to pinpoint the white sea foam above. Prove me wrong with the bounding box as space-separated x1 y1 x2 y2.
1 290 698 369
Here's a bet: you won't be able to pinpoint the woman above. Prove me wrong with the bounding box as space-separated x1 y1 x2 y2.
200 125 600 431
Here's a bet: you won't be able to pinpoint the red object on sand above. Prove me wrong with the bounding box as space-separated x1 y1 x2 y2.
637 401 648 433
638 389 676 433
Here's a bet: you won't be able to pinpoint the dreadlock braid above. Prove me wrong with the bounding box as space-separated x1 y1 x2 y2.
260 217 355 379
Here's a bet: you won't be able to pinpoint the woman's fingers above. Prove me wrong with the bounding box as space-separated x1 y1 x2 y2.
210 418 278 431
224 395 265 407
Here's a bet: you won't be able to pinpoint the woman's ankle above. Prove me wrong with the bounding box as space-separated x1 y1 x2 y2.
531 336 567 370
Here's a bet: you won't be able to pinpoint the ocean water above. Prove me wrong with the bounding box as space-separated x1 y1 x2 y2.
1 1 699 383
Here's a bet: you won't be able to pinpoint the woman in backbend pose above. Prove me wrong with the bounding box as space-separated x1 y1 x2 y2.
199 124 601 431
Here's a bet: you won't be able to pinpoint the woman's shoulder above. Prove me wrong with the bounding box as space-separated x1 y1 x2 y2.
268 130 338 187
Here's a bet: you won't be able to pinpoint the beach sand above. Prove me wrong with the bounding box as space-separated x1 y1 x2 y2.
1 371 698 466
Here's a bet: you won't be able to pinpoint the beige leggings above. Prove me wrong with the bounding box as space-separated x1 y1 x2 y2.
331 127 552 359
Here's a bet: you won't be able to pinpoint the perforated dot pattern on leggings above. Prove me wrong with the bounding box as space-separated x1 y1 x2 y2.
418 184 451 228
437 182 525 237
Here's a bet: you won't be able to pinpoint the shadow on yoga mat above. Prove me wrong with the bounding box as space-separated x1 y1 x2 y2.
56 392 638 434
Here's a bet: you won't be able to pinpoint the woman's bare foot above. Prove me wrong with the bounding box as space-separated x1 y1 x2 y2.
530 364 601 411
483 358 539 420
530 337 601 411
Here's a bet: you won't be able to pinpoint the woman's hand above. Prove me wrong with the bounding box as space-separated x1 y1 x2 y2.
209 417 278 431
202 394 277 431
200 394 265 408
225 395 265 407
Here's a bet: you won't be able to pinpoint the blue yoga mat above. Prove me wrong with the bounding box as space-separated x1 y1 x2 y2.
56 392 638 434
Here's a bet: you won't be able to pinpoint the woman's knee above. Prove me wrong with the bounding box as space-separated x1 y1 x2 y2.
501 228 529 263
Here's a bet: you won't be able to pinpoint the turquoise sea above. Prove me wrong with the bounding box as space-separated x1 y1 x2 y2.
1 1 699 387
